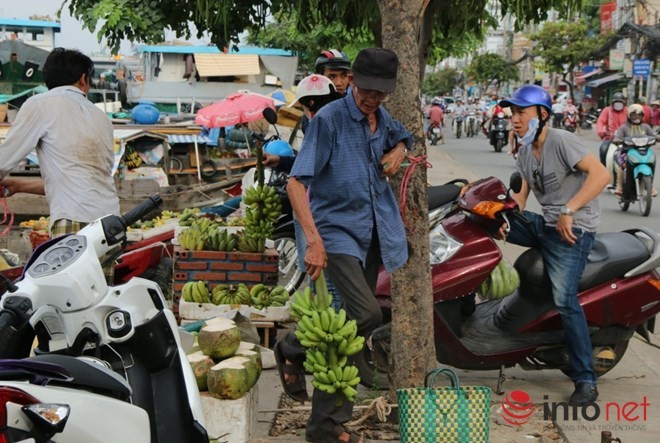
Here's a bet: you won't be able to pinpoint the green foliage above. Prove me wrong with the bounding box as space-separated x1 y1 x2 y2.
245 11 373 73
423 68 461 97
465 53 519 90
530 20 609 75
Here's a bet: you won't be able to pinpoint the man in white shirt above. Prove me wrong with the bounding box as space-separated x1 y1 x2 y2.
551 96 565 129
0 48 119 236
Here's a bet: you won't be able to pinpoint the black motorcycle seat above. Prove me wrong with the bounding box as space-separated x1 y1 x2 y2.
515 232 650 301
427 184 462 210
30 354 132 401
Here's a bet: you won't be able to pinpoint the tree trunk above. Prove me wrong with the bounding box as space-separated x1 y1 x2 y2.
376 0 436 398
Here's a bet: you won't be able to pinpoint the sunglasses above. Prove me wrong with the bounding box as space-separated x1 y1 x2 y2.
533 167 545 194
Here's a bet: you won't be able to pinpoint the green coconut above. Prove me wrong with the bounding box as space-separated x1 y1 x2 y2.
233 350 262 388
198 322 241 359
237 341 258 352
207 358 250 399
187 351 215 390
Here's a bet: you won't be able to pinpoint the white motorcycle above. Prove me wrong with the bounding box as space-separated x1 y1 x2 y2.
0 196 207 442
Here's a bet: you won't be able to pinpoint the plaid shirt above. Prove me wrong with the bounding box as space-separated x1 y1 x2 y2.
290 92 412 272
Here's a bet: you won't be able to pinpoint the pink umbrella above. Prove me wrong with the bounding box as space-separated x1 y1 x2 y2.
195 92 277 128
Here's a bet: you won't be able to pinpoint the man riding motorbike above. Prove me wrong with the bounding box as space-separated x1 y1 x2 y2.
563 98 579 133
427 99 445 144
612 103 658 197
597 92 627 165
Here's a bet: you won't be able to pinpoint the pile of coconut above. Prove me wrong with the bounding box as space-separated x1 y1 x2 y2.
187 317 262 399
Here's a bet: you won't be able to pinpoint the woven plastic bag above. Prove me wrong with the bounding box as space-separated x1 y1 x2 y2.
397 368 491 443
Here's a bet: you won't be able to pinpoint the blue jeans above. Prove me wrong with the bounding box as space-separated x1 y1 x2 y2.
293 217 343 311
508 211 597 386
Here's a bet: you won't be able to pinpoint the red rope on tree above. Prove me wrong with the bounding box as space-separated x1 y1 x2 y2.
398 155 432 231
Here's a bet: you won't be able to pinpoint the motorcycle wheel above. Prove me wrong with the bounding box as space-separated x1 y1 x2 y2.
431 134 438 145
618 196 630 212
560 341 629 378
456 124 461 139
273 231 305 294
495 139 504 153
638 175 653 217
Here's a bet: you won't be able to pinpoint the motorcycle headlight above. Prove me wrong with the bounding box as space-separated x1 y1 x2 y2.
429 224 462 265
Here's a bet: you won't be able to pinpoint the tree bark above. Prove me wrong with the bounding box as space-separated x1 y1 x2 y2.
376 0 436 398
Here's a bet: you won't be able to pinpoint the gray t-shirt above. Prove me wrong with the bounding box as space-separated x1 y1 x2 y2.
516 128 600 232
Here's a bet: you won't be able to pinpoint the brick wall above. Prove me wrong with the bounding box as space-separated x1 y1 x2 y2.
172 246 278 320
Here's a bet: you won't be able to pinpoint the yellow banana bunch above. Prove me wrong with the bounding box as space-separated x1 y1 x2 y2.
124 146 142 169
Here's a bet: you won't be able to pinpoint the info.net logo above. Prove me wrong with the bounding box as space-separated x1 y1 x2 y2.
500 389 650 429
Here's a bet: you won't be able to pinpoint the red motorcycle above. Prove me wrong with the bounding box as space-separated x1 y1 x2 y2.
355 175 660 391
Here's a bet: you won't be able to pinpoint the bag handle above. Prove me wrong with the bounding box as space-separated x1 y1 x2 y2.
424 368 461 389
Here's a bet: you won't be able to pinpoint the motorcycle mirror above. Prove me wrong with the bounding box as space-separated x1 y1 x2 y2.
509 172 523 194
262 107 278 125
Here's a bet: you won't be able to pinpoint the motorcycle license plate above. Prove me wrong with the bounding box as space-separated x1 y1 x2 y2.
432 128 440 134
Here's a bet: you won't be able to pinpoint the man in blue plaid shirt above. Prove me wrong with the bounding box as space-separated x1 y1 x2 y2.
281 48 412 443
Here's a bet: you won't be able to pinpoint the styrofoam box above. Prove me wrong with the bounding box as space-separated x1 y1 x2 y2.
127 217 179 242
179 299 291 322
201 385 258 442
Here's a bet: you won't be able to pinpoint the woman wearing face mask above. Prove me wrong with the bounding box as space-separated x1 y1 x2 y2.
596 93 627 165
498 84 611 407
612 103 658 196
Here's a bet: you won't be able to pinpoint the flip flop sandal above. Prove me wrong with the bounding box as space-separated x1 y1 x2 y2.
274 339 309 402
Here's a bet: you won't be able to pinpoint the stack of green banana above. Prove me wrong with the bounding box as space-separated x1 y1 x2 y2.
123 146 142 169
205 229 239 252
240 184 282 253
177 218 221 251
289 274 364 402
211 284 252 305
178 208 201 227
478 259 520 300
181 280 211 303
249 284 289 309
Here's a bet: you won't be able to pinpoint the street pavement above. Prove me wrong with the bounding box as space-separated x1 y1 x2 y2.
252 128 660 442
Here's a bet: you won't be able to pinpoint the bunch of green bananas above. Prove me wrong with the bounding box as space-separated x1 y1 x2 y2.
249 284 289 309
211 283 251 305
178 218 222 251
181 280 211 303
289 274 364 402
206 229 239 252
124 146 142 169
241 184 282 253
179 208 201 227
236 231 266 253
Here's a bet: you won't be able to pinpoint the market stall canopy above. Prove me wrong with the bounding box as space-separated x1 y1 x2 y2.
586 73 624 88
168 134 213 144
193 54 260 77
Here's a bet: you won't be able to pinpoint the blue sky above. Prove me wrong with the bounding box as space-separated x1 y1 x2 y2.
1 1 209 55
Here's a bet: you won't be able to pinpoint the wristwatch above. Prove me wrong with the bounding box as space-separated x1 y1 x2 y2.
560 205 574 216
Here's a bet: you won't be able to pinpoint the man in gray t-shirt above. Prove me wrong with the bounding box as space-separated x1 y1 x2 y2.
500 85 610 406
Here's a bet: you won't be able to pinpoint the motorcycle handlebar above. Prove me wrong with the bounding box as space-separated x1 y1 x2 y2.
0 309 17 332
121 195 163 228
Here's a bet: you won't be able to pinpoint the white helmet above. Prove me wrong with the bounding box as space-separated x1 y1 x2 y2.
289 74 336 108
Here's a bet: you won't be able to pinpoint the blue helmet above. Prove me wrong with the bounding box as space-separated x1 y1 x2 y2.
499 85 552 113
264 139 294 157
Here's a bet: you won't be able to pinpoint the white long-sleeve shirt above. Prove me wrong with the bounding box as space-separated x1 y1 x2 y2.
0 86 119 225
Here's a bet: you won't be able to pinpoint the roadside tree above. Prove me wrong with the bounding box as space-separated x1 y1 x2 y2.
465 53 520 95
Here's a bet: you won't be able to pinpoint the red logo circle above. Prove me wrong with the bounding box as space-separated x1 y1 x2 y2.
501 390 535 426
